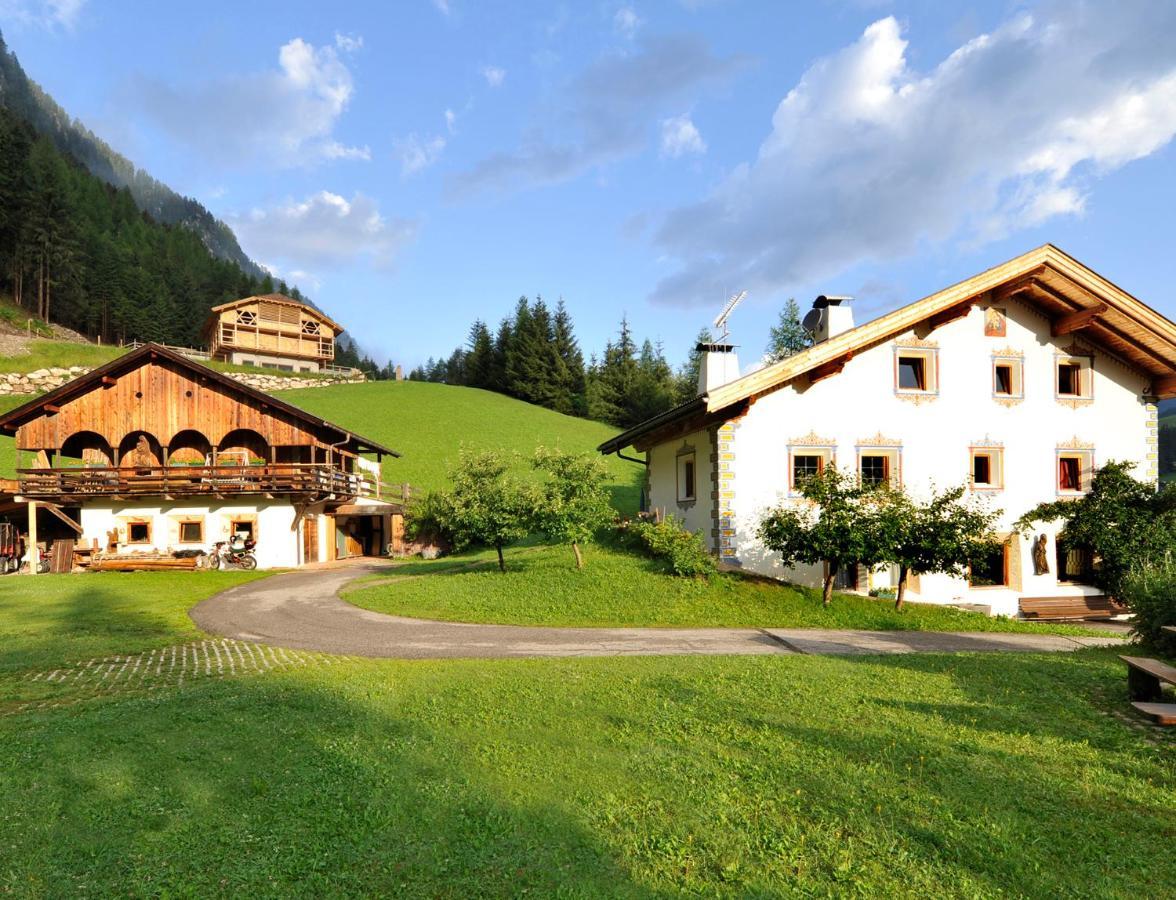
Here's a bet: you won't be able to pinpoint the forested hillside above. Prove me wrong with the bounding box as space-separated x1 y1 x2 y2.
0 31 260 277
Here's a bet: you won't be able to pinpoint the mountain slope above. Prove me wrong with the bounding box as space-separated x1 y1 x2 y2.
0 30 262 279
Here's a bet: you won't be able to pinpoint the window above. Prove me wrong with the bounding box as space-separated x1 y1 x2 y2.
178 520 204 544
236 310 257 326
1057 363 1082 396
969 543 1008 587
897 356 925 391
970 447 1003 490
994 365 1012 395
894 346 937 395
127 521 151 544
1058 456 1082 491
990 355 1024 400
230 519 256 541
301 320 321 335
793 454 823 487
676 451 697 503
860 455 890 486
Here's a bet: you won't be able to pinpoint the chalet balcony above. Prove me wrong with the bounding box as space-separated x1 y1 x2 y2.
16 464 376 501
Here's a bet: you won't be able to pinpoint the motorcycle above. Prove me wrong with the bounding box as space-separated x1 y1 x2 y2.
209 536 258 570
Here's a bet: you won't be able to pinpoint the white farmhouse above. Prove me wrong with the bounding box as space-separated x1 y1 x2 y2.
599 246 1176 617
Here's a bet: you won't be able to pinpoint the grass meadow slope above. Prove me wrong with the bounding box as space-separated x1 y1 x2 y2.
276 380 643 511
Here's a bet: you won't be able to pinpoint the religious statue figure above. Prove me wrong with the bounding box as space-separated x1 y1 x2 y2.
1032 534 1050 576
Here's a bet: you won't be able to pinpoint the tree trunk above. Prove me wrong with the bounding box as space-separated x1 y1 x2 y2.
895 564 908 610
822 569 835 607
495 542 505 572
572 542 583 570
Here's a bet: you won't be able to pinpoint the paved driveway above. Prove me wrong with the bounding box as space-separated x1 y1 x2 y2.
189 564 1124 659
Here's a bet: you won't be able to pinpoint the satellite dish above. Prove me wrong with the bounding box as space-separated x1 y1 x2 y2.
712 290 747 341
801 307 824 337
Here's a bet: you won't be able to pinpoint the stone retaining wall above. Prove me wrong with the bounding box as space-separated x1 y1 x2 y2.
0 366 365 396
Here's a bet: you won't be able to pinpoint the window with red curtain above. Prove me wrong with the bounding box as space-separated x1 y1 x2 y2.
1059 456 1081 490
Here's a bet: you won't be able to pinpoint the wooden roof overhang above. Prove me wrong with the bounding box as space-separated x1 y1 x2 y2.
598 245 1176 455
0 343 399 459
597 396 750 455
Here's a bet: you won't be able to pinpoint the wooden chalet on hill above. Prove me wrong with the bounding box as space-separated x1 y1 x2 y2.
0 344 402 572
202 293 342 372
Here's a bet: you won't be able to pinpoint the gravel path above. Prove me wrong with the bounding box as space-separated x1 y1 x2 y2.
190 564 1125 660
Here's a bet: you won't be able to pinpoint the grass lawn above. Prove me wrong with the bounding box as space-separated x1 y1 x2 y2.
0 338 122 373
346 541 1117 636
0 573 1171 896
276 380 642 511
0 570 268 674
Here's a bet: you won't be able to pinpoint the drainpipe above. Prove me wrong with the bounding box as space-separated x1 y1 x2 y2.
612 449 650 512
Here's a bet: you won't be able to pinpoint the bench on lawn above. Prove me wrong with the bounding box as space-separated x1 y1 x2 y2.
1019 594 1119 620
1121 656 1176 727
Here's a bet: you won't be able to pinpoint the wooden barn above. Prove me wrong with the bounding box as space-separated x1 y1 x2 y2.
0 344 401 573
202 293 341 372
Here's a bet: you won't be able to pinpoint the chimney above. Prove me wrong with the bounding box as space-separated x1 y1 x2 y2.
697 342 740 394
803 295 855 344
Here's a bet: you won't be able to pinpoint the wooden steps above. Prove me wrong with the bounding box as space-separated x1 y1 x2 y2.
1019 594 1119 620
1130 702 1176 726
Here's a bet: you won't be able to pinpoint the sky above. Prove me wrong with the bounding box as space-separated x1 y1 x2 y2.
3 0 1176 371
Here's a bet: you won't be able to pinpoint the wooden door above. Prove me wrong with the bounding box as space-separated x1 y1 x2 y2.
303 516 318 564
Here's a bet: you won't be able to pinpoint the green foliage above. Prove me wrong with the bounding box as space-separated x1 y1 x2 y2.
871 484 1002 609
758 467 884 605
621 516 718 578
432 448 537 570
530 447 614 568
1119 559 1176 652
1017 460 1176 597
765 297 813 363
402 490 454 545
673 326 713 404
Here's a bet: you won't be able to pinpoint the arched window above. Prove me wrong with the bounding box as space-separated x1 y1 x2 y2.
118 432 163 468
219 429 269 466
168 430 212 466
59 431 113 468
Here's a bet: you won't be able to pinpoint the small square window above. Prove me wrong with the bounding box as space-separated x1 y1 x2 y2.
860 455 890 486
897 356 926 391
1058 456 1083 491
973 454 991 485
1058 363 1082 396
230 520 256 541
127 521 151 544
179 520 203 544
793 454 823 488
994 365 1013 395
970 447 1003 490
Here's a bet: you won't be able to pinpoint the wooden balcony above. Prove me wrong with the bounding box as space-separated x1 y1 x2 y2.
16 464 375 501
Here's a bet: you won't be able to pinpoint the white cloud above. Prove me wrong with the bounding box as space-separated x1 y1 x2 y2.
228 191 417 271
481 65 506 87
334 32 363 53
394 133 447 176
651 7 1176 306
614 7 641 40
128 37 368 168
660 114 705 157
444 108 457 134
431 0 451 16
0 0 85 28
453 35 741 196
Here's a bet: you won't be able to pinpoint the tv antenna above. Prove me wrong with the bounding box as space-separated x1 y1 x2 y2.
712 290 747 342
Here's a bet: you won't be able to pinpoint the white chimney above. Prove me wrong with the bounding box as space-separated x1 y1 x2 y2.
697 342 740 394
802 295 855 344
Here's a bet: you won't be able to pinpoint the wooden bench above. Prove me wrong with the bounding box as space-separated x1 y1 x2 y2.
1121 657 1176 727
1019 594 1119 621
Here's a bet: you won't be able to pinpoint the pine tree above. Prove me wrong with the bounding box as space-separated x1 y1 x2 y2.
675 327 714 403
766 297 812 362
465 320 494 389
552 299 587 415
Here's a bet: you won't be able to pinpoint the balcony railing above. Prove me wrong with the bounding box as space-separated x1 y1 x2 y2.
17 464 375 500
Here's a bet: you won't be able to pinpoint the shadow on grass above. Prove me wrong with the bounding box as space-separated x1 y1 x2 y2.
0 673 651 897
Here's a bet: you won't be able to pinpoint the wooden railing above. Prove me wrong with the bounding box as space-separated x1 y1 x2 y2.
17 464 376 500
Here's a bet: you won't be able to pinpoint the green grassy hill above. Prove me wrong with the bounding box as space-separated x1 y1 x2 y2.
0 378 639 512
275 381 640 511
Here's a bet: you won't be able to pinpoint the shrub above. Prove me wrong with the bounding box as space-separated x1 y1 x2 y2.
403 490 454 546
1120 558 1176 653
622 516 717 578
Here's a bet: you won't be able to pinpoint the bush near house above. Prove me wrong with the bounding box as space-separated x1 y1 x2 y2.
1120 559 1176 652
619 515 718 578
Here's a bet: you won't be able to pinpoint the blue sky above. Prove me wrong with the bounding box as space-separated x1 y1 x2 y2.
3 0 1176 370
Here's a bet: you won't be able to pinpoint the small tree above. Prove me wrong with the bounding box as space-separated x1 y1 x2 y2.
873 485 1001 610
531 447 614 569
1016 460 1176 597
758 467 883 606
765 298 813 363
435 448 535 572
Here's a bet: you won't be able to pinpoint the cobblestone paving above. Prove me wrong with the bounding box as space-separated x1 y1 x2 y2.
8 639 352 715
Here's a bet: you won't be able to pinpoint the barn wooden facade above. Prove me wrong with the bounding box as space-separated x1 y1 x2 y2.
0 344 401 572
202 293 341 372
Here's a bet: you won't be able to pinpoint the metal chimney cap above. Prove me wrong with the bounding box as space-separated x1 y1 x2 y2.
696 342 737 353
813 294 854 308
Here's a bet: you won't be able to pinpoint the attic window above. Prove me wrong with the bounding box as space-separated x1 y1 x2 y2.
898 356 925 390
893 346 938 396
237 311 257 326
301 320 321 335
1055 355 1092 402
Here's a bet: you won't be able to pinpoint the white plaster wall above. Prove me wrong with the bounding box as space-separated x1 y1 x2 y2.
691 298 1150 614
647 427 714 549
78 499 302 569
